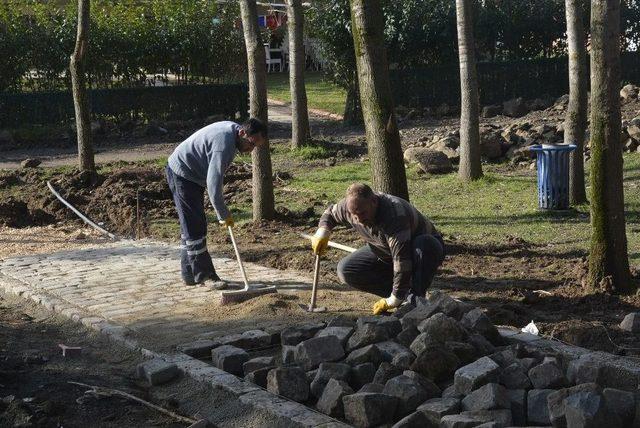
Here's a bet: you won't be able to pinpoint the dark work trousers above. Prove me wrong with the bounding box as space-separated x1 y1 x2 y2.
336 234 445 300
166 166 218 284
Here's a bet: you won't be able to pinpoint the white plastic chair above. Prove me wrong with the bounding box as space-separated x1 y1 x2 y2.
264 44 282 73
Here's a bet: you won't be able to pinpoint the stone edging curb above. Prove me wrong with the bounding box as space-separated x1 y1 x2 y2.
0 272 347 428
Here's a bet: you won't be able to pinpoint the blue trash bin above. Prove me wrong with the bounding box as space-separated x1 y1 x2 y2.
529 144 577 210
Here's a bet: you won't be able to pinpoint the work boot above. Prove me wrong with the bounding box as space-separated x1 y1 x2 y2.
210 280 228 290
183 276 197 286
209 274 228 290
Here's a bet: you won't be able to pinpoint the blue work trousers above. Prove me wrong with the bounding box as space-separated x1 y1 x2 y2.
336 234 445 300
166 166 218 284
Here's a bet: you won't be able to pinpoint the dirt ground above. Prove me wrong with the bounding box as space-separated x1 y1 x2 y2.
0 266 302 428
2 101 640 426
2 161 640 360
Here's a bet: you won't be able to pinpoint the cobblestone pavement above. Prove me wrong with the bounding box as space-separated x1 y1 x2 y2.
0 239 310 348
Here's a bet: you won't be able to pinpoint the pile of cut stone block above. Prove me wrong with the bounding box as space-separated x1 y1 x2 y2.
176 290 640 427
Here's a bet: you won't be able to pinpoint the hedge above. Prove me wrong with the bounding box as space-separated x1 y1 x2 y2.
0 84 249 128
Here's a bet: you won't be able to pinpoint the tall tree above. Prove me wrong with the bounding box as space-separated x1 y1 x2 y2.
239 0 275 220
565 0 588 204
70 0 95 178
287 0 311 148
349 0 409 200
587 0 634 293
456 0 482 181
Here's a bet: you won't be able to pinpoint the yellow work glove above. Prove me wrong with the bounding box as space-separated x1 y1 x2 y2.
372 294 403 315
219 216 234 228
372 298 390 315
311 227 330 255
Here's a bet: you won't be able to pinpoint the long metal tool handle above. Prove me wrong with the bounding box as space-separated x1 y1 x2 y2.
309 254 321 310
299 233 357 253
228 226 250 289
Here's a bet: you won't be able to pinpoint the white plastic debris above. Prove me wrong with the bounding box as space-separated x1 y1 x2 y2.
521 320 539 335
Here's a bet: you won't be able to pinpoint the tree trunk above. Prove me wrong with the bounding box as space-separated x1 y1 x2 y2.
349 0 409 201
565 0 588 204
287 0 311 148
70 0 95 177
587 0 633 293
456 0 482 181
343 78 363 125
239 0 275 220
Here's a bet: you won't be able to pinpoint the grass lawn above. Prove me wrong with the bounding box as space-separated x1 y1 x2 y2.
284 152 640 264
150 149 639 264
266 71 346 116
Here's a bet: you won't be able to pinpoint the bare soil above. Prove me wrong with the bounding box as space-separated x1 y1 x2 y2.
1 156 640 359
0 288 185 428
2 102 640 426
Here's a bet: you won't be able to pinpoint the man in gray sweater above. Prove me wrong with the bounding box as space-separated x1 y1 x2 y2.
166 118 267 287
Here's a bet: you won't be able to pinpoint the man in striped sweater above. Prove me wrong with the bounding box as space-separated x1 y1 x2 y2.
311 183 445 314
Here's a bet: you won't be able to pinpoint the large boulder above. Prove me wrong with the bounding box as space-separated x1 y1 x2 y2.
316 378 353 418
527 389 555 425
373 362 403 385
346 323 389 352
461 383 510 411
310 362 351 398
403 147 453 174
481 105 502 118
454 356 500 394
627 117 640 142
383 375 429 418
346 344 385 367
547 383 601 427
528 361 565 389
267 367 309 402
315 326 354 347
211 345 249 376
281 323 325 345
565 391 613 427
460 308 501 345
620 84 639 101
479 131 504 160
294 335 345 370
351 363 377 390
417 313 467 343
503 97 529 118
410 344 460 383
243 356 275 375
343 392 399 428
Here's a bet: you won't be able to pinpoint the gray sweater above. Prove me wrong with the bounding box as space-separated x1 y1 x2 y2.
167 121 239 221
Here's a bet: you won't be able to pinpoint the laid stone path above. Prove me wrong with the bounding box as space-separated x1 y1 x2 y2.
0 239 310 347
0 239 353 427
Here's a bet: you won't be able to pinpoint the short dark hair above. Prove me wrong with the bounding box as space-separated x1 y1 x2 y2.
346 183 375 200
242 117 267 139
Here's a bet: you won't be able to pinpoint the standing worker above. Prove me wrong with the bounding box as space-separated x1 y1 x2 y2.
311 183 445 314
166 118 267 288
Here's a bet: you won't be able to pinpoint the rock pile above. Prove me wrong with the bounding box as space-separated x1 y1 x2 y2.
402 88 640 172
178 290 640 427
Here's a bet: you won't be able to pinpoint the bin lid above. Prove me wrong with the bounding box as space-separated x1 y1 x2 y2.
529 144 577 152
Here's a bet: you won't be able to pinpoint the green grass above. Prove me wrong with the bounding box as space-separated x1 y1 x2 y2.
4 147 638 265
286 153 640 264
266 71 346 116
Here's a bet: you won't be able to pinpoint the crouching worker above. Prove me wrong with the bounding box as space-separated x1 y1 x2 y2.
166 118 267 288
311 183 445 314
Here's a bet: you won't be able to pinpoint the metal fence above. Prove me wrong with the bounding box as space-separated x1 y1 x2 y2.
389 52 640 108
0 83 249 128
